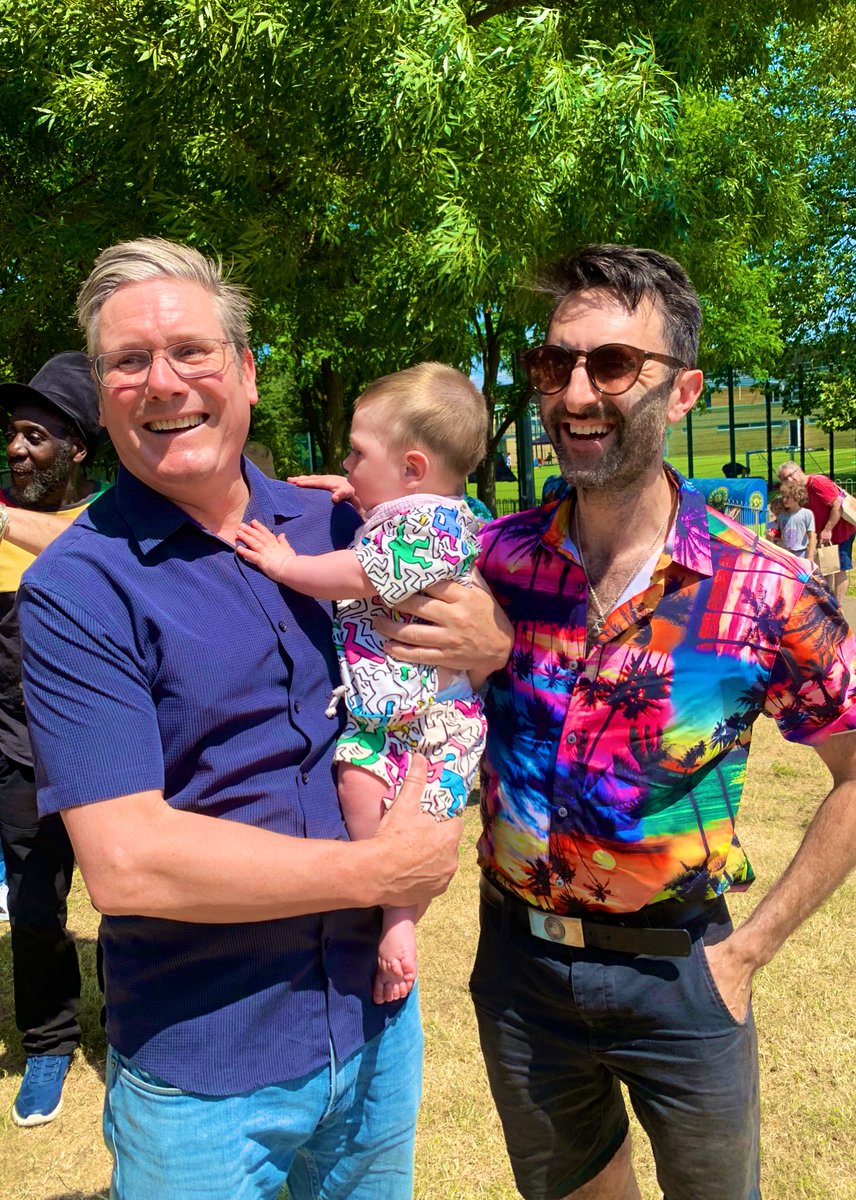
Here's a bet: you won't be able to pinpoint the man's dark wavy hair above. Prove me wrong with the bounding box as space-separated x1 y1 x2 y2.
535 243 702 367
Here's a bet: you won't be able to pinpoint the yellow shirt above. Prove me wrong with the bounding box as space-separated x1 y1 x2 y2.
0 484 110 594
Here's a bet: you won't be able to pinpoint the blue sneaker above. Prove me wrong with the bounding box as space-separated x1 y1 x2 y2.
12 1054 72 1126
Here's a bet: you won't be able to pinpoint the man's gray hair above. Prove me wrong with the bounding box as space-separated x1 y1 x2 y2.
777 460 804 481
76 237 253 355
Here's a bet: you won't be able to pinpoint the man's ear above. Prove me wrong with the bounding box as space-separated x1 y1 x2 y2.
70 435 88 466
239 346 259 407
666 368 704 426
403 449 430 484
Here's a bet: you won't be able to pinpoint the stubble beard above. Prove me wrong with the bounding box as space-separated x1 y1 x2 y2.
543 378 673 499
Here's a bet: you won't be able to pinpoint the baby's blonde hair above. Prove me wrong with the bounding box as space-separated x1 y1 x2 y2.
355 363 488 480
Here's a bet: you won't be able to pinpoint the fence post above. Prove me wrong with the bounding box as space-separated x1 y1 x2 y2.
515 407 536 510
799 414 806 471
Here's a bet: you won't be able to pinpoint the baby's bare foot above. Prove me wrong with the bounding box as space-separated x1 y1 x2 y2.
372 958 417 1004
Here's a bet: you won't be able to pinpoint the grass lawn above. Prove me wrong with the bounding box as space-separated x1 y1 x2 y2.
1 716 854 1198
481 464 761 517
482 459 856 518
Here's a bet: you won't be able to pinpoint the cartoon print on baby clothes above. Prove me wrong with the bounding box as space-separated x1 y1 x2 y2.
331 494 489 818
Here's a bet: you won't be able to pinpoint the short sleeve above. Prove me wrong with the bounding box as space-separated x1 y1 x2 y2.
764 571 856 745
809 475 839 506
18 582 165 813
355 503 480 606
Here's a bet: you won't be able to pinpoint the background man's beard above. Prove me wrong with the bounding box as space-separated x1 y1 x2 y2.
9 443 76 505
546 378 673 495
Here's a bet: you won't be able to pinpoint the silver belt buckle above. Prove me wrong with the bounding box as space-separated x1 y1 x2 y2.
528 908 586 948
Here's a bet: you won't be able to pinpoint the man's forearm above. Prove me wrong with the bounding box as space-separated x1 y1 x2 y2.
63 764 460 922
3 505 76 555
821 500 843 541
729 780 856 973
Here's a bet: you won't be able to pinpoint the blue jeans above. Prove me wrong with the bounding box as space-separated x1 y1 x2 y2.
103 989 422 1200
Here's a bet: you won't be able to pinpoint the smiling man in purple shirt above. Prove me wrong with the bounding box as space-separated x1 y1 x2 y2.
18 237 510 1200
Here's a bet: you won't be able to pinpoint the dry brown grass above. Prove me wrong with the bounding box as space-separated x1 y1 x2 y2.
2 716 854 1199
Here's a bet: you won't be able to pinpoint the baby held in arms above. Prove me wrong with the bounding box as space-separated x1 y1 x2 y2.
238 363 490 1003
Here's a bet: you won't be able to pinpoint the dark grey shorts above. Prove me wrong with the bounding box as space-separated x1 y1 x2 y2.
470 891 760 1200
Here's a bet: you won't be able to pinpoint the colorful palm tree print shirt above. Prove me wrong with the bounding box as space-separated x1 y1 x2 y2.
477 467 856 914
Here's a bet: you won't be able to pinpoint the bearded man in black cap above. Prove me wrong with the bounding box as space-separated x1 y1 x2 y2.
0 352 108 1126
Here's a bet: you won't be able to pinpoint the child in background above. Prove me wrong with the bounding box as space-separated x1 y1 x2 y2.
766 493 783 542
777 479 817 560
237 363 490 1003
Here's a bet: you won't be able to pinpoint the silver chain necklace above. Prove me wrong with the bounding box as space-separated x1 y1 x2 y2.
574 498 673 638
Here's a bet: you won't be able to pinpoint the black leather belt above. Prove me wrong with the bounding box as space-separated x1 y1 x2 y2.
479 874 709 958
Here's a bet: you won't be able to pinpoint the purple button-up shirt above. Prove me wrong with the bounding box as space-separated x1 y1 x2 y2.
19 461 400 1094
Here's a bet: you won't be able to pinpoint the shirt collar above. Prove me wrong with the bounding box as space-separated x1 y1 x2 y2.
115 458 306 558
663 465 714 577
541 463 714 579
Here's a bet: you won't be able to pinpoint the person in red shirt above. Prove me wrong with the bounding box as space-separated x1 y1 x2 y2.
777 461 854 604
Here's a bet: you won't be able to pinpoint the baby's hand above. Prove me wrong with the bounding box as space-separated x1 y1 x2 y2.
236 519 295 582
287 474 357 506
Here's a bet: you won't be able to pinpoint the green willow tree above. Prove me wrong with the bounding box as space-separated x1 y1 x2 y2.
0 0 839 502
760 10 856 431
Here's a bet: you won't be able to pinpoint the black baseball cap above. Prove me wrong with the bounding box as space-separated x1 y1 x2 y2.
0 352 108 457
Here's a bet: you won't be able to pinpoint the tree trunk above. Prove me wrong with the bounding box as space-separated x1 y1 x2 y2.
477 308 501 512
476 452 497 514
315 358 348 472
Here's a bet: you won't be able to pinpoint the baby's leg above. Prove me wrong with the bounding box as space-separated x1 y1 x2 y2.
337 763 419 1005
375 906 418 1005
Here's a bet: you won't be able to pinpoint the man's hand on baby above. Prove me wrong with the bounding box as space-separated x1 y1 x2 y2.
374 756 462 908
287 474 358 506
236 519 295 580
374 571 513 677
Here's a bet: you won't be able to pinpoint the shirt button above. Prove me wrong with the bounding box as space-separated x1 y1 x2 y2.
302 772 309 784
565 732 577 745
294 701 301 714
278 620 287 631
556 805 569 819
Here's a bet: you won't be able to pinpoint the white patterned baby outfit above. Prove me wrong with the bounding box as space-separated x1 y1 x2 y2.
331 493 489 817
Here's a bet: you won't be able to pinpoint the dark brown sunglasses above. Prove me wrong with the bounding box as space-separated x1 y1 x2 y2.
520 343 687 396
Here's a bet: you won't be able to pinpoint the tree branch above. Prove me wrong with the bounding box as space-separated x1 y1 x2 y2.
494 384 533 443
466 0 538 29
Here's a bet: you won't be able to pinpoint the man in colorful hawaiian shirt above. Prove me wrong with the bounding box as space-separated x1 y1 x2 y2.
457 245 856 1200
